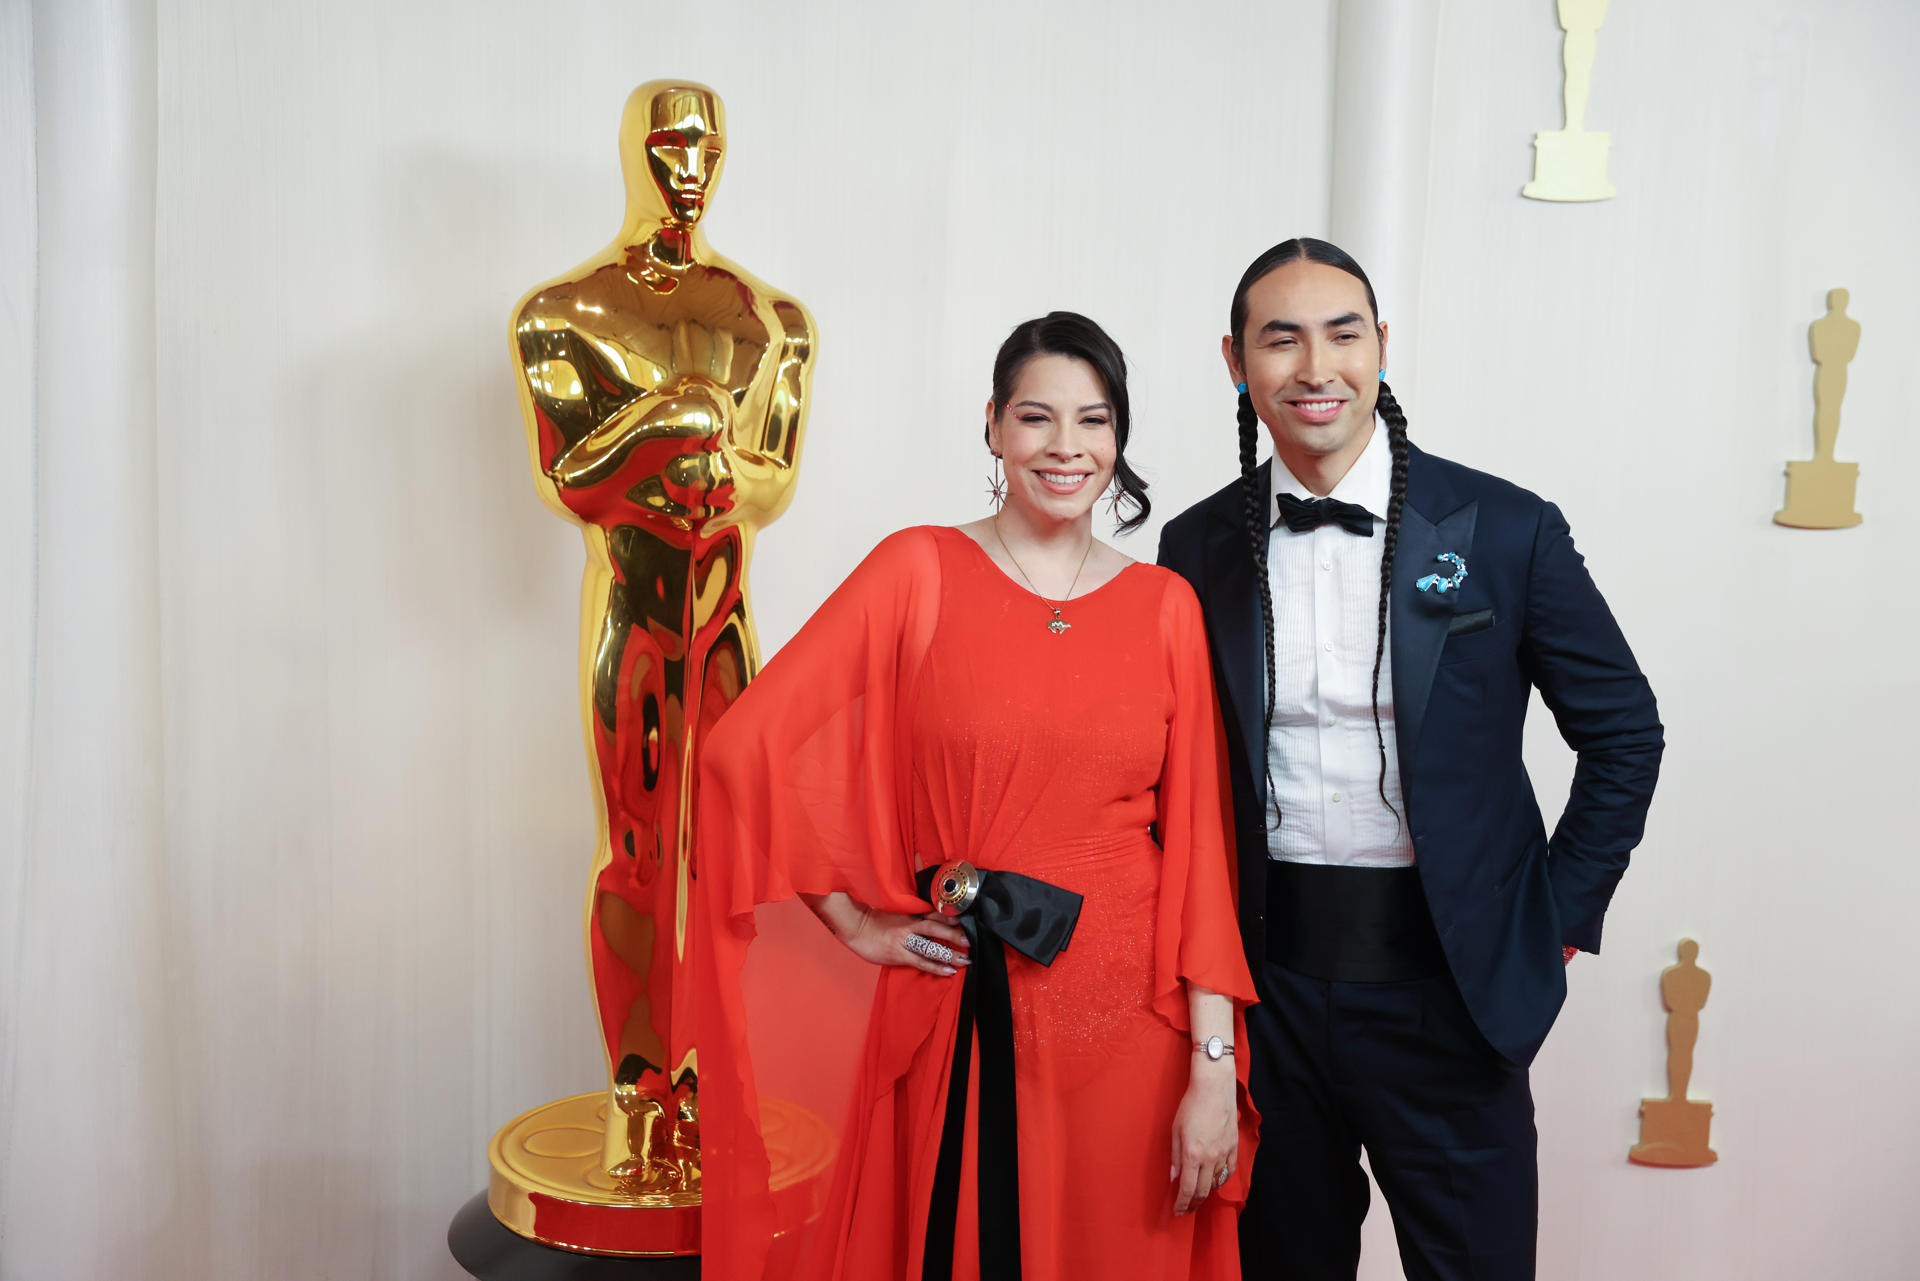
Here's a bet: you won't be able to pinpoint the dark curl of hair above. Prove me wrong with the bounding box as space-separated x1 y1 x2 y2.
984 311 1151 534
1228 238 1409 830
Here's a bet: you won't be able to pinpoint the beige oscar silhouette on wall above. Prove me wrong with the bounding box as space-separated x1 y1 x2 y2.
1775 289 1865 529
1523 0 1616 202
1629 938 1718 1168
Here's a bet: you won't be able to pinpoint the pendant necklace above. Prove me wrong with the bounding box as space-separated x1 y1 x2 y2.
991 516 1095 635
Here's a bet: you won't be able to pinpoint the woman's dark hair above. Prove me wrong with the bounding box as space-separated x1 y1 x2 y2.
985 311 1150 534
1228 238 1409 829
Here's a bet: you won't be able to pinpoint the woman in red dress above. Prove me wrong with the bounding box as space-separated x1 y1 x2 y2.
692 313 1257 1281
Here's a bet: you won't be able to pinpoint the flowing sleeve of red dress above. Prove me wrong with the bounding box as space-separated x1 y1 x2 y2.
1149 575 1261 1204
688 527 943 1281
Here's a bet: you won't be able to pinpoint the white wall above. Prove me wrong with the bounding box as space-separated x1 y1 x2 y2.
0 1 39 1241
4 1 1915 1279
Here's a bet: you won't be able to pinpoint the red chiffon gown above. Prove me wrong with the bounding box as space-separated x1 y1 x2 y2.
692 525 1257 1281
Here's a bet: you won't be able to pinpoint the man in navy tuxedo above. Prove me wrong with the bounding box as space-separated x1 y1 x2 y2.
1158 239 1662 1281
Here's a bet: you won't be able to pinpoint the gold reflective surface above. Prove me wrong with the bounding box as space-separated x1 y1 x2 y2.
488 1092 835 1256
493 79 818 1252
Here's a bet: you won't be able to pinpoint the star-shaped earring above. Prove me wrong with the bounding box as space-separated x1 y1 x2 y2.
985 452 1006 510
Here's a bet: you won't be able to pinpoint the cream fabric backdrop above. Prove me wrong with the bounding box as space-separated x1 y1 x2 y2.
5 1 1916 1278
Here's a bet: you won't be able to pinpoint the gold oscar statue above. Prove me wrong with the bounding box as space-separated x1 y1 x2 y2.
1629 939 1718 1168
1523 0 1616 202
488 79 829 1257
1775 289 1865 529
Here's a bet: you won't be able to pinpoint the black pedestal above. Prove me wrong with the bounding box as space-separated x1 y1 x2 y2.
447 1192 700 1279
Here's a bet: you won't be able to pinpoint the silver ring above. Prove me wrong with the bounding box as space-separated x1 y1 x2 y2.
902 934 955 965
1213 1168 1229 1189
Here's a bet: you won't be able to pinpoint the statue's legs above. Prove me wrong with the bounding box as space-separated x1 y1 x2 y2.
1812 369 1847 462
1666 1011 1698 1102
1562 29 1598 132
588 541 696 1192
581 522 752 1194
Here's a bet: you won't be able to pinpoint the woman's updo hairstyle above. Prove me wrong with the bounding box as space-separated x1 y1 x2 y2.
984 311 1151 534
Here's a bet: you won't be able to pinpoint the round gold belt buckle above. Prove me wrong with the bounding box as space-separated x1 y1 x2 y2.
932 860 981 916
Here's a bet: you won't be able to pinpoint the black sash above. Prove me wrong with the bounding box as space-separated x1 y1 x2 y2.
913 863 1083 1281
1265 861 1446 982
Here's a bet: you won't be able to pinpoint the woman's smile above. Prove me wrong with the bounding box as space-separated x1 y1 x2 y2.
1034 469 1093 494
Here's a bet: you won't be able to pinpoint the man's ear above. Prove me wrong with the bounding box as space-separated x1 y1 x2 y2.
1220 335 1244 388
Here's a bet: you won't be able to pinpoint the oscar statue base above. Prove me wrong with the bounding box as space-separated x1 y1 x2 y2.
473 1091 834 1261
1522 130 1616 202
1628 1098 1717 1168
1774 459 1863 528
449 1191 700 1280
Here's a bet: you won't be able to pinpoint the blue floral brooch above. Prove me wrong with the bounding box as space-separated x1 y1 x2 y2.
1415 552 1468 595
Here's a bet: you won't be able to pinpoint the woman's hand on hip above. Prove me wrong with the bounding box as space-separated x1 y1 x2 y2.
802 892 970 976
846 908 970 975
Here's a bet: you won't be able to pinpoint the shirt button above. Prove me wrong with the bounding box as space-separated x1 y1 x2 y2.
1331 791 1345 804
1325 715 1337 728
1323 641 1334 653
1321 558 1332 571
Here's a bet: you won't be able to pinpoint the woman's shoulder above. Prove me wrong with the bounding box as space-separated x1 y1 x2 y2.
857 525 950 573
1119 560 1201 612
809 527 952 620
1071 557 1205 648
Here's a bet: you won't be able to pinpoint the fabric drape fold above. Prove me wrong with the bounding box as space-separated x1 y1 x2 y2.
691 528 946 1281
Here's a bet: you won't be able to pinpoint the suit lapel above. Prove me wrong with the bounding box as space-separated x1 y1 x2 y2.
1391 448 1477 781
1204 464 1269 813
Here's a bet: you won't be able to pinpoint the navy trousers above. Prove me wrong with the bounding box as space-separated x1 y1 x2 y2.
1239 961 1538 1281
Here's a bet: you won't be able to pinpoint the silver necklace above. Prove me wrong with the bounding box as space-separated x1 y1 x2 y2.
991 517 1095 635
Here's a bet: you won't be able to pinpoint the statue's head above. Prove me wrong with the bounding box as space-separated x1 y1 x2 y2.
1828 287 1850 312
1677 938 1699 963
620 81 726 228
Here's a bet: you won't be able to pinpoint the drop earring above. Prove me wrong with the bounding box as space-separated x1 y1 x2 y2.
1103 476 1125 520
986 451 1006 511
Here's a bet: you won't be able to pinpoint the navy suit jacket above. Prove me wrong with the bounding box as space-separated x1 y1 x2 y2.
1158 444 1663 1065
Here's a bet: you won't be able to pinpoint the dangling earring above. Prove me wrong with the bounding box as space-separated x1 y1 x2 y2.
986 451 1006 511
1103 476 1126 520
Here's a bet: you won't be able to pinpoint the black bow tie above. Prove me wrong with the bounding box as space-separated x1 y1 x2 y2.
1276 492 1376 537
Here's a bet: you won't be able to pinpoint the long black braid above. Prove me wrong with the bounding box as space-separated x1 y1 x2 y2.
1236 387 1280 828
1370 380 1411 826
1229 237 1411 833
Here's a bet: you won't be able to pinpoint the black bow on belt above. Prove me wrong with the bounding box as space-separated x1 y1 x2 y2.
913 861 1082 1281
1277 491 1376 537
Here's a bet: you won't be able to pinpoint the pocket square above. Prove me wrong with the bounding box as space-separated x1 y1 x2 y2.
1447 608 1495 637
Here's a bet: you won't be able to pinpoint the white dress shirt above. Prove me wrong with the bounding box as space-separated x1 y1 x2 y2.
1265 425 1416 867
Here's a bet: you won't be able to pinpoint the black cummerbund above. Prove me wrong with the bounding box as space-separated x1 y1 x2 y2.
1265 861 1447 982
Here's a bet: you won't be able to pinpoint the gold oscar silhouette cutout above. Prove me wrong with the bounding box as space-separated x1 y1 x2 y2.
485 80 832 1256
1775 289 1865 529
1523 0 1617 202
1629 939 1718 1168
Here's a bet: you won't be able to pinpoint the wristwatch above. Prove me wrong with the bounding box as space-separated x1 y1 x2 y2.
1194 1035 1234 1061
